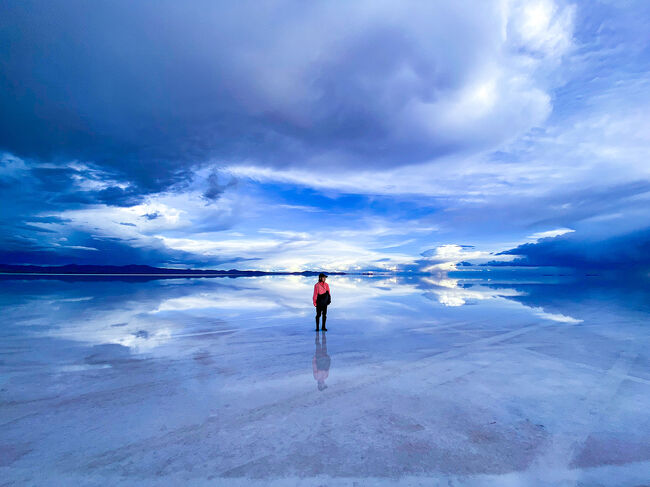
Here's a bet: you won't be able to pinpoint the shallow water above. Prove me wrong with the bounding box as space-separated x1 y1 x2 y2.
1 273 649 486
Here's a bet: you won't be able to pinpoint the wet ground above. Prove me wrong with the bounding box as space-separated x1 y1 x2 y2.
1 272 649 485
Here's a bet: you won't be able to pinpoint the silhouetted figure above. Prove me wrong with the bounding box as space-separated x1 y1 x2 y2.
313 332 330 391
313 272 331 331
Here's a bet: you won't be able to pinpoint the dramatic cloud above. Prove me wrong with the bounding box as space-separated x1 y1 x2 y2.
1 1 649 270
0 0 574 184
495 227 650 271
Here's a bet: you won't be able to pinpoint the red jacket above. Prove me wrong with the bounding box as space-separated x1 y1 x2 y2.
313 282 330 306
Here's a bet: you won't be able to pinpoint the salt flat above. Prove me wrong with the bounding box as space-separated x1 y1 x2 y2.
1 273 649 486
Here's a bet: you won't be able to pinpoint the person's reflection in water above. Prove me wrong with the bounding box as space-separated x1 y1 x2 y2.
313 332 331 391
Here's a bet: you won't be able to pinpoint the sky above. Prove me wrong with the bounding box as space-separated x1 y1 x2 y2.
1 0 649 272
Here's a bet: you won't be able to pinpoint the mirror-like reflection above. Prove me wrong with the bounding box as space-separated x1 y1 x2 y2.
313 332 331 391
1 272 648 485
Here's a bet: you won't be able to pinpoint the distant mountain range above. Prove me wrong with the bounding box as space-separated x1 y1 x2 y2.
0 264 349 276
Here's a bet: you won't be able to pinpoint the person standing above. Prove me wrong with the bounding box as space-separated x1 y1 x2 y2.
313 273 331 331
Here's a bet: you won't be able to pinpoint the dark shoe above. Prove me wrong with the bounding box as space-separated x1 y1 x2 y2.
322 327 328 331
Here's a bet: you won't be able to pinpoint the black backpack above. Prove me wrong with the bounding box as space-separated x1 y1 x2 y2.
317 289 331 306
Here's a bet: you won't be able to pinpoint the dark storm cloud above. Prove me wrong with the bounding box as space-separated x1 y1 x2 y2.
30 167 78 192
93 186 145 207
22 161 148 207
49 185 146 207
0 154 254 267
494 227 650 271
142 212 160 221
0 157 148 262
0 0 554 192
203 172 237 202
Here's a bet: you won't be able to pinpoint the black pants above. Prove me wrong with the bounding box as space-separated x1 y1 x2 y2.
316 304 328 326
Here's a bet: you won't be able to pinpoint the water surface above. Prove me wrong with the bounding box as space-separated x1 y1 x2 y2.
1 273 649 485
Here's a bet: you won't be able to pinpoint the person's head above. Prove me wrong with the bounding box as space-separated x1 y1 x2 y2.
318 272 328 282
